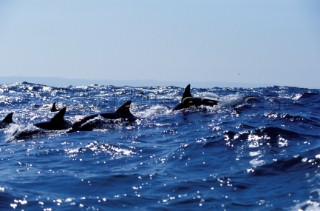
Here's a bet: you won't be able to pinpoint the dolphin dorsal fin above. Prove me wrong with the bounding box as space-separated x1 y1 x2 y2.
182 84 192 100
115 100 132 117
51 107 67 122
51 102 59 112
3 112 14 123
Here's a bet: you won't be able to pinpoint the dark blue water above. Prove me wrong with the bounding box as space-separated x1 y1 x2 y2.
1 82 320 210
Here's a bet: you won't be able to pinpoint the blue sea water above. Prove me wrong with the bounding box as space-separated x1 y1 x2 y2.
0 82 320 210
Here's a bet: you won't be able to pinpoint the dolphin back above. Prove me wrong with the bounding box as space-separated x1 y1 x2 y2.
51 102 59 112
2 112 14 124
68 100 136 132
0 112 14 129
173 84 219 110
35 107 71 130
115 100 136 121
182 84 192 100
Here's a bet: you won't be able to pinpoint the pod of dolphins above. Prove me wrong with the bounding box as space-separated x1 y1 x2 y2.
1 84 258 140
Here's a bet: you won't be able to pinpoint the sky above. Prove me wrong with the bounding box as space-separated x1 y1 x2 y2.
0 0 319 88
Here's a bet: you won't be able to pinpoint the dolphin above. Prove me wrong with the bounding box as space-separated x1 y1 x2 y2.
0 112 14 129
69 100 136 132
11 108 70 140
173 84 218 110
51 102 60 112
34 107 72 130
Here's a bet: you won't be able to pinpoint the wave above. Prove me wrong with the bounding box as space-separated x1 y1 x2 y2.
252 156 319 176
65 141 136 159
223 126 310 143
1 82 320 210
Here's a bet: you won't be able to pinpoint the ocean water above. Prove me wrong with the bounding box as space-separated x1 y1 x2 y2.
0 82 320 210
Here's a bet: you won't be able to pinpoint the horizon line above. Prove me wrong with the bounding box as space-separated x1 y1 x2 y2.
0 76 316 89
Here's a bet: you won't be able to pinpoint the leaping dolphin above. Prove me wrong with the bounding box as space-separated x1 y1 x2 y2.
0 112 14 129
173 84 218 110
35 107 72 130
69 100 136 132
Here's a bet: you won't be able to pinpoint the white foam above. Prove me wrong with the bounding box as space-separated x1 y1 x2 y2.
135 105 171 118
5 124 40 142
218 94 246 107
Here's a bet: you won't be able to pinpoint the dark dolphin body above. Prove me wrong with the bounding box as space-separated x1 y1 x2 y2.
35 107 72 130
12 128 45 141
0 112 14 129
12 107 71 140
173 84 218 111
69 100 136 132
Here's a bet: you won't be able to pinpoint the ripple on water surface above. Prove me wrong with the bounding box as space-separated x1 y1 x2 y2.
0 82 320 210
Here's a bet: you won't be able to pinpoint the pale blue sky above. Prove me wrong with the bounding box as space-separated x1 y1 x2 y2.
0 1 319 88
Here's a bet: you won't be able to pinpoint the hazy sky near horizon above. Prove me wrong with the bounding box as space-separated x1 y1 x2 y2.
0 1 319 88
